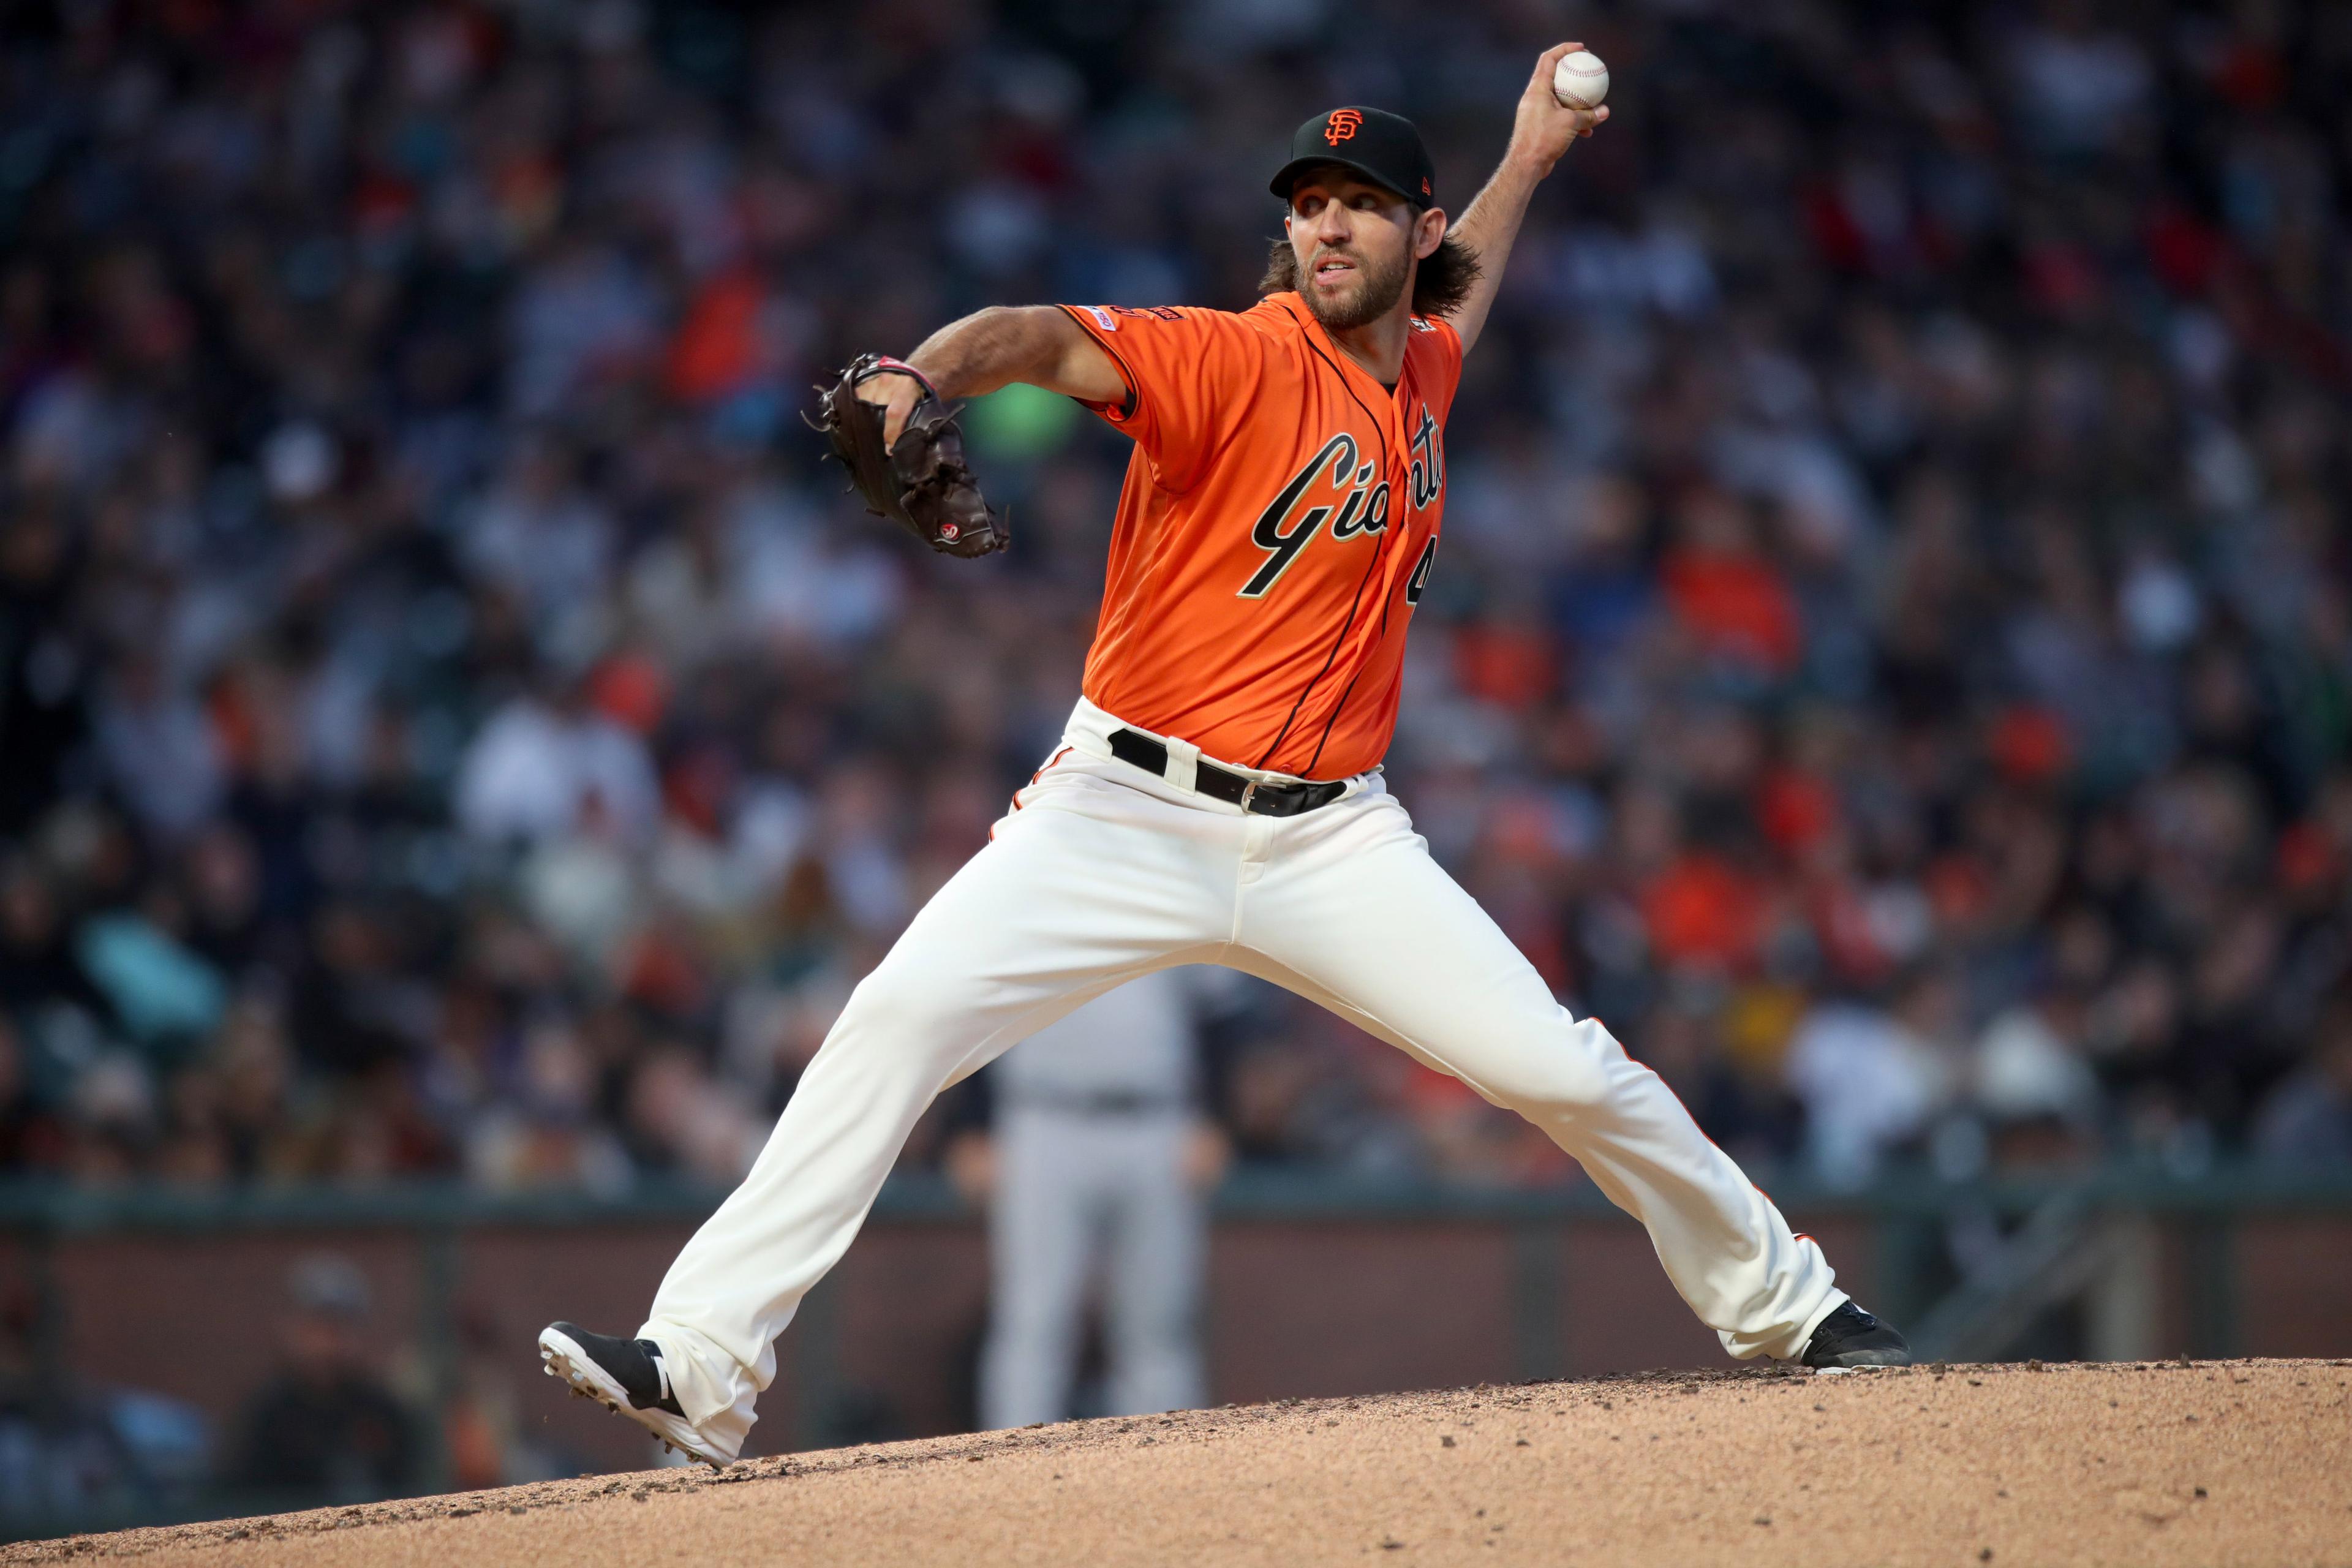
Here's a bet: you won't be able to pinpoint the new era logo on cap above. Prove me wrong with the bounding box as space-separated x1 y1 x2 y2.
1324 109 1363 146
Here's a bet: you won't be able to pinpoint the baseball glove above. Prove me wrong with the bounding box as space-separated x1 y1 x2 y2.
809 354 1008 559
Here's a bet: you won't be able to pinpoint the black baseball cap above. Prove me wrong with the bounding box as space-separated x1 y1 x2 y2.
1268 107 1436 211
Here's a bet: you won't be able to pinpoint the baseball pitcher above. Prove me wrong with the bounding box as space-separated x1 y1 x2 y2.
541 45 1909 1468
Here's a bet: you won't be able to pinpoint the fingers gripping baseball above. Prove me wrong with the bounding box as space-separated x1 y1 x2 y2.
1515 43 1611 170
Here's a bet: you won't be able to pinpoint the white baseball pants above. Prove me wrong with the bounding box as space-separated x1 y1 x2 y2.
640 698 1845 1459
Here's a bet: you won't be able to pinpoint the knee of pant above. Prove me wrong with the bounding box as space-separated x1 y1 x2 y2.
1486 1012 1616 1114
831 973 989 1063
992 1296 1084 1341
1109 1303 1196 1348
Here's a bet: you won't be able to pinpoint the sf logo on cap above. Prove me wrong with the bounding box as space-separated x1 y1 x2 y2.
1324 109 1363 145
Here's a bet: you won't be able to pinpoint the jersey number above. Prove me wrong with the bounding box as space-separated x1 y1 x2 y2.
1404 538 1438 605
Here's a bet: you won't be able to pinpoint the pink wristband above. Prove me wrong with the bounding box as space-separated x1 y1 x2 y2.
859 355 937 401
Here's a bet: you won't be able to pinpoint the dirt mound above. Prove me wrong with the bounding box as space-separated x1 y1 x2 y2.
12 1359 2349 1566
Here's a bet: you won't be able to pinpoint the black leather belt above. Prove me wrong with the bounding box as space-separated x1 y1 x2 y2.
1108 728 1349 817
1005 1088 1188 1117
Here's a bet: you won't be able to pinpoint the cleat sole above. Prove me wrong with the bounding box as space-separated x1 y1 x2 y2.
538 1325 734 1470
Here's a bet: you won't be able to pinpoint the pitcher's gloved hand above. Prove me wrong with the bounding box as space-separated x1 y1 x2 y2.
809 354 1008 559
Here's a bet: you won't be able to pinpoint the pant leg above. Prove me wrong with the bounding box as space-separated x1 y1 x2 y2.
1234 783 1844 1362
1101 1116 1208 1417
639 767 1237 1456
978 1109 1104 1430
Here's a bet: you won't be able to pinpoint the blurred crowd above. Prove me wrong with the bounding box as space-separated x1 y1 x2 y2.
0 1248 586 1522
1 0 2350 1205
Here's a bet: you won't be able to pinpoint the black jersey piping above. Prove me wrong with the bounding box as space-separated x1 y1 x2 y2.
1253 300 1397 774
1305 413 1419 777
1306 319 1453 773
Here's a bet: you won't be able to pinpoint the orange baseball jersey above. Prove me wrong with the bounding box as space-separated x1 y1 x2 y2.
1057 292 1462 781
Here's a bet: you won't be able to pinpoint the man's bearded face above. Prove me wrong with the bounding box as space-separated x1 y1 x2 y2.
1289 177 1415 332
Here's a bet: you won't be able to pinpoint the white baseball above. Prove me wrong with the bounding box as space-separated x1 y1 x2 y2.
1551 50 1609 110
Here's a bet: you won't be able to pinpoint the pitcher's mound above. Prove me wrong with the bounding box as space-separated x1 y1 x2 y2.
11 1358 2349 1566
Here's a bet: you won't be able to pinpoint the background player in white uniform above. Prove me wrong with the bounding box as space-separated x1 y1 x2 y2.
960 968 1225 1430
539 45 1910 1469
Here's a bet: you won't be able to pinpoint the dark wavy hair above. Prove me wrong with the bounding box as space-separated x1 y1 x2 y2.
1259 231 1482 319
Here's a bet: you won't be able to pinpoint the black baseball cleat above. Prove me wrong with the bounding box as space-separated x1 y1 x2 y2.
1800 1302 1913 1368
538 1321 731 1469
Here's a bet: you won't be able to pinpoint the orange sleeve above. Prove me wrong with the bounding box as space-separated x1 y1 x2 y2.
1055 305 1266 491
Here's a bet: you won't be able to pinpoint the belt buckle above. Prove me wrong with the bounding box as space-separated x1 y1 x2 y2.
1238 779 1258 813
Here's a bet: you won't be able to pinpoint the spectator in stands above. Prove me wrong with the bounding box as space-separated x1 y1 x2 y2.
0 1284 209 1522
0 1017 59 1173
1785 968 1966 1187
232 1255 418 1503
2255 990 2352 1167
